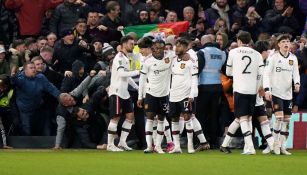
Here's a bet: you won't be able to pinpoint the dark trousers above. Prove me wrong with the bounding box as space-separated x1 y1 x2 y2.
196 90 222 147
295 74 307 107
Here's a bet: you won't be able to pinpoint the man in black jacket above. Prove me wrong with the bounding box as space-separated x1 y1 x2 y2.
49 0 89 37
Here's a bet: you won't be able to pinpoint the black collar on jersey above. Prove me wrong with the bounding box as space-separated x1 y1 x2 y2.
120 51 128 58
279 51 290 58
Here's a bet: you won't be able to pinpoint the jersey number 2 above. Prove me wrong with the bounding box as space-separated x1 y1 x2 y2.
242 56 251 74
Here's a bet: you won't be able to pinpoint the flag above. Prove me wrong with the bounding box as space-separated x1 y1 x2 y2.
123 21 190 38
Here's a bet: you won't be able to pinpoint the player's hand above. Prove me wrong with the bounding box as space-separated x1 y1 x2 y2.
294 84 300 93
137 99 143 108
292 105 299 113
264 91 272 101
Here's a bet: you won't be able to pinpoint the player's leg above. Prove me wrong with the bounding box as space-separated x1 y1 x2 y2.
280 100 292 155
107 95 123 152
154 114 166 154
258 114 274 154
192 114 210 152
272 96 284 155
220 118 240 154
144 112 155 153
169 102 182 153
164 118 174 152
183 112 194 153
118 98 135 151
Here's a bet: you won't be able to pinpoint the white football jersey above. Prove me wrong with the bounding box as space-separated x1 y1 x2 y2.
109 52 140 99
169 54 198 102
263 51 300 100
226 46 264 95
138 51 174 99
187 49 199 97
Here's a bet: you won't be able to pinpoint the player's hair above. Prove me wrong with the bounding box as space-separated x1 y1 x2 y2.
138 37 153 48
120 35 134 45
276 33 292 43
236 31 251 44
254 40 270 54
175 38 189 48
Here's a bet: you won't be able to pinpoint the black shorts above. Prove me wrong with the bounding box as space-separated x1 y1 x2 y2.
272 96 292 115
234 92 256 118
253 105 267 118
144 94 168 115
169 98 193 118
109 95 134 117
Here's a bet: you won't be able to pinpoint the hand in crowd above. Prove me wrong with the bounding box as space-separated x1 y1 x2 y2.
282 7 294 17
117 26 124 31
82 95 89 104
64 71 73 77
79 40 89 49
9 48 19 55
97 25 108 31
90 70 97 77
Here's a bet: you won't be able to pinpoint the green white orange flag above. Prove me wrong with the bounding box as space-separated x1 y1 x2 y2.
123 21 190 38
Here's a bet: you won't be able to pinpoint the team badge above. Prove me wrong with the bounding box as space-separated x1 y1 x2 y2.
165 57 170 63
289 60 293 65
180 63 185 69
144 104 148 109
274 104 279 110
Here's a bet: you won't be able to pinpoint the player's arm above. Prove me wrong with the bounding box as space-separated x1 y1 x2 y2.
226 51 233 76
293 56 300 93
257 55 265 89
189 62 199 99
128 78 138 90
263 56 274 100
138 64 149 100
115 57 140 77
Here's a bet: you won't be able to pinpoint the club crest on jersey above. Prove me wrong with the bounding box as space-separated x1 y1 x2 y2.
289 60 293 65
180 63 185 69
164 57 170 63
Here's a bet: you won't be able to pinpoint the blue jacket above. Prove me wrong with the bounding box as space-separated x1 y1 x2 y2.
13 72 60 112
198 44 226 85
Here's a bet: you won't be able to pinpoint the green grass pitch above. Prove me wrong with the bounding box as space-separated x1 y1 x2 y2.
0 149 306 175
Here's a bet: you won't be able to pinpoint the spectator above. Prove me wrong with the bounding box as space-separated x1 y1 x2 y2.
9 39 26 76
46 32 58 48
190 18 207 40
49 0 89 37
165 11 178 23
53 29 93 73
0 46 10 75
87 11 108 44
41 9 54 36
148 8 161 24
40 46 54 67
214 18 228 33
12 62 61 136
205 0 232 30
0 74 13 148
119 0 146 26
216 32 229 50
183 6 196 28
100 1 124 42
73 18 92 43
262 0 300 35
37 36 48 51
136 9 151 25
0 0 18 48
5 0 63 37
